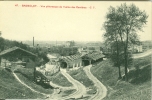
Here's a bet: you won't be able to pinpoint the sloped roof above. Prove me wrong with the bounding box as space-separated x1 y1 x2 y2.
82 51 105 60
60 53 81 63
0 46 37 57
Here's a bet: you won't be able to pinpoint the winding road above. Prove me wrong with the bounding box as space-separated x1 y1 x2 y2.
84 65 107 100
132 49 152 59
60 69 86 99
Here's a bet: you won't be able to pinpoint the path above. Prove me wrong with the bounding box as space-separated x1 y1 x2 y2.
60 69 86 99
84 65 107 100
133 49 152 59
12 72 50 98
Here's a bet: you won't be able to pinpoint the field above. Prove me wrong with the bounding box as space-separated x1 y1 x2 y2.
68 68 97 95
0 68 44 99
91 55 151 100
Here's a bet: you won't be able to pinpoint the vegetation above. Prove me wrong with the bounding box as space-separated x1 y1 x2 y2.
47 72 73 87
62 89 76 97
91 55 151 100
68 68 96 95
0 68 45 99
14 68 53 94
0 37 28 52
16 67 72 87
48 46 78 56
103 3 148 81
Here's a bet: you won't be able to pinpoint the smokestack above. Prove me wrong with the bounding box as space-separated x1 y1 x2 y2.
33 37 34 46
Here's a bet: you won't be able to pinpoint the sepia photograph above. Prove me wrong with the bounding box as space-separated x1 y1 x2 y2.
0 1 151 100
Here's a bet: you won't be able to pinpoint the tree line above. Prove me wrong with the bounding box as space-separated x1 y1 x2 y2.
48 46 78 56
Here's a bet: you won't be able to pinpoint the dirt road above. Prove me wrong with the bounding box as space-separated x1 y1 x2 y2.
84 65 107 100
60 69 86 99
133 49 152 59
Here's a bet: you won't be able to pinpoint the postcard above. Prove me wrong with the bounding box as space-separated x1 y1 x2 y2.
0 1 151 100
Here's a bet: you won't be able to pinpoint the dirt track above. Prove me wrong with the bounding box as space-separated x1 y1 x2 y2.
84 65 107 100
61 69 86 99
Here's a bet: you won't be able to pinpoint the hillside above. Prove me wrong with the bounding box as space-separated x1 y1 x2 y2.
68 68 96 95
16 67 72 88
91 55 151 100
0 68 44 99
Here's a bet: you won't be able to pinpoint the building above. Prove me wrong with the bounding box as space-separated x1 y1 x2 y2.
0 46 37 69
78 46 102 55
59 51 105 70
65 41 75 47
35 53 60 77
132 45 143 53
81 51 105 66
142 41 152 51
59 54 82 69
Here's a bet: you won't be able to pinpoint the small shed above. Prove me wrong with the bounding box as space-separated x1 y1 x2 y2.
0 46 37 68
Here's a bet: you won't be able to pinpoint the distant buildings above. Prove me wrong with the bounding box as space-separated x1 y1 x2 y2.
78 46 102 55
101 41 152 54
130 41 152 53
142 41 152 51
65 41 75 47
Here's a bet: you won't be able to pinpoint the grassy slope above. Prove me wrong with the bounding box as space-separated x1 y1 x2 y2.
62 89 77 97
47 72 73 87
17 67 72 87
68 68 96 95
91 55 151 100
0 68 44 99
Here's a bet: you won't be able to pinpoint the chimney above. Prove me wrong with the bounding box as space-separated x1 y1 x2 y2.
33 37 34 47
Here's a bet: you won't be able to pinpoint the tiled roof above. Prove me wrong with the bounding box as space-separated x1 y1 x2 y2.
0 46 37 57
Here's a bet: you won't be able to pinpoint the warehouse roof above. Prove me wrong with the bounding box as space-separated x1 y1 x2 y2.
60 53 81 63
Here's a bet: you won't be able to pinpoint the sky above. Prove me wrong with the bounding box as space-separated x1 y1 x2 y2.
0 1 151 42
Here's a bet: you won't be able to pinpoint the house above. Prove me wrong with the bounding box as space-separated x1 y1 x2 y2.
0 46 37 69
